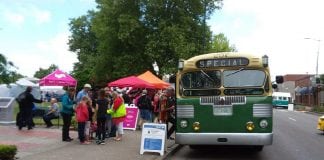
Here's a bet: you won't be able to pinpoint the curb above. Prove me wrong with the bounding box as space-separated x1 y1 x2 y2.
156 144 184 160
303 111 324 116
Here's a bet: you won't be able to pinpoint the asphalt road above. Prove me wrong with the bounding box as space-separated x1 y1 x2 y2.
167 109 324 160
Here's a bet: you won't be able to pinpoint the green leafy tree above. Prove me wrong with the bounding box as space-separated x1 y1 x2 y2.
68 11 99 87
209 33 236 52
320 74 324 84
33 64 58 79
68 0 223 85
0 53 17 84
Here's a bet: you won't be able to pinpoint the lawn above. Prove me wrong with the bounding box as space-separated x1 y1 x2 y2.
13 102 64 127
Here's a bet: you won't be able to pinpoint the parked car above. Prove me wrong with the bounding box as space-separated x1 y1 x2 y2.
317 115 324 132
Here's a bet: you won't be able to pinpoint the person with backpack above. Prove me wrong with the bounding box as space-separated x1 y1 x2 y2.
17 86 43 130
137 89 152 129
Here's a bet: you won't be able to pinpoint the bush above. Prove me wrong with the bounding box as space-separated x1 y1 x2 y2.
312 106 324 113
0 144 17 160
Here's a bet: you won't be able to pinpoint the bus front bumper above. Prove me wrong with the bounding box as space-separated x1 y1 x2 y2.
175 132 273 145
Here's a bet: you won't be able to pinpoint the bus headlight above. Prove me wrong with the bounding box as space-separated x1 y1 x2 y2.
180 120 188 128
246 121 255 131
259 119 268 129
193 122 200 131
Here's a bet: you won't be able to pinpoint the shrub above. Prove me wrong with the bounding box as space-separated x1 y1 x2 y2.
0 144 17 160
312 106 324 113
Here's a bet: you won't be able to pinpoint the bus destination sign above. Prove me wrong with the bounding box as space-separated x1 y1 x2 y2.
197 58 249 68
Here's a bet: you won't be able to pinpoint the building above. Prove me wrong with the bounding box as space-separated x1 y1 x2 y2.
277 74 323 107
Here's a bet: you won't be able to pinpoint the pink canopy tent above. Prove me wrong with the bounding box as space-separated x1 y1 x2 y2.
108 76 154 88
39 69 77 86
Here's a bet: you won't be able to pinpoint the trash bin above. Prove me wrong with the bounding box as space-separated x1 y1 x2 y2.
0 97 16 125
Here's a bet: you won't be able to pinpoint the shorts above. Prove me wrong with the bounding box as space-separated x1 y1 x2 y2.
140 109 152 121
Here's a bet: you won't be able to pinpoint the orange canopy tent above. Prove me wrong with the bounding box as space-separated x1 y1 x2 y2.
137 71 170 89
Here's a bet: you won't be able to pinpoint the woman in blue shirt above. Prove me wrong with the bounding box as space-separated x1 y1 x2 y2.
60 88 76 142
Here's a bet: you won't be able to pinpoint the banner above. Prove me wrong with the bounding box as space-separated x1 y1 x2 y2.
123 104 139 130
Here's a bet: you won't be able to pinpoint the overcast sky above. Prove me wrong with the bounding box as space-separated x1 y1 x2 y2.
209 0 324 78
1 0 324 78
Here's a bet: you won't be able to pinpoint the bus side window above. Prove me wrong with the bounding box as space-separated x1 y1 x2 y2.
279 97 282 100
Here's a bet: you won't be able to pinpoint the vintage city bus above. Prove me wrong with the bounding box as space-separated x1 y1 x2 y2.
272 92 291 108
175 52 282 151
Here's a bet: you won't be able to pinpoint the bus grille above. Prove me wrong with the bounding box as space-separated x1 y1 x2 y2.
253 104 272 117
177 105 194 118
200 96 246 105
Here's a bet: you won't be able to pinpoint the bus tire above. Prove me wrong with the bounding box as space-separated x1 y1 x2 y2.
254 145 263 152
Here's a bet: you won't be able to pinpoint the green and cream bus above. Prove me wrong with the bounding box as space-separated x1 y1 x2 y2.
175 52 282 151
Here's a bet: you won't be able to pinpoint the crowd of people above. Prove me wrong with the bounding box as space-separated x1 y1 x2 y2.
16 83 176 145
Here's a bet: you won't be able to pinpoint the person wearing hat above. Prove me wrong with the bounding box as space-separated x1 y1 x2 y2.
76 84 92 103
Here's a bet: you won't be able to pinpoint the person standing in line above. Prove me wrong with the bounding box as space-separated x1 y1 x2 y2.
137 90 153 128
76 84 91 103
122 90 131 105
43 98 59 128
17 86 43 130
165 87 176 140
107 91 126 141
95 89 109 145
159 90 168 123
84 97 93 142
152 90 161 123
75 96 90 145
60 88 75 142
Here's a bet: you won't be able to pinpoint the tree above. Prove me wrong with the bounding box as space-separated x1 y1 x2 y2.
0 53 18 84
320 74 324 84
68 11 99 87
209 33 236 52
33 64 58 79
68 0 224 85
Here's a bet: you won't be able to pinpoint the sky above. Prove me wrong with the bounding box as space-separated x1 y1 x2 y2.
1 0 324 78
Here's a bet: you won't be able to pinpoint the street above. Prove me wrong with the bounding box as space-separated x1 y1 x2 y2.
167 109 324 160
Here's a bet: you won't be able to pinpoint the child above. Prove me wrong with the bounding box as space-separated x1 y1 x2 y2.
75 96 90 144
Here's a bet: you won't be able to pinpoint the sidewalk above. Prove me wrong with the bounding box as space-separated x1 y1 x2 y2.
0 125 179 160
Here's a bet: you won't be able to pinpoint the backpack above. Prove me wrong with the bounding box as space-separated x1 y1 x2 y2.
16 92 26 104
138 95 152 110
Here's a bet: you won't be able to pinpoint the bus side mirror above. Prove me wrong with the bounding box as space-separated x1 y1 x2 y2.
272 84 278 89
276 76 284 84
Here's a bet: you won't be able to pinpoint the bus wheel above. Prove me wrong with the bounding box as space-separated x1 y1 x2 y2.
254 145 263 152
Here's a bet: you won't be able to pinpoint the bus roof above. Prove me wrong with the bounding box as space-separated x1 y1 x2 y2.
272 92 291 97
182 52 266 69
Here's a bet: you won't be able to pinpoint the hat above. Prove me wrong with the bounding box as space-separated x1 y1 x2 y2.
142 89 147 95
84 84 92 88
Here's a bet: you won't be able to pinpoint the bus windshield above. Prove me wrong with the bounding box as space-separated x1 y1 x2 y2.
224 69 265 87
180 70 221 96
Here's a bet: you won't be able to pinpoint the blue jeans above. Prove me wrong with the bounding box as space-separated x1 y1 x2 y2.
140 109 152 121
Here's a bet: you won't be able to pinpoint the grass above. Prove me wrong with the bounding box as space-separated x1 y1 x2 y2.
13 102 64 127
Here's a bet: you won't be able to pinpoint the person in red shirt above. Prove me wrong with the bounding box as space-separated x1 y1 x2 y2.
75 96 90 144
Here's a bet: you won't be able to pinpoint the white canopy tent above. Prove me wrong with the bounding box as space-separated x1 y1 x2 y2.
0 78 41 99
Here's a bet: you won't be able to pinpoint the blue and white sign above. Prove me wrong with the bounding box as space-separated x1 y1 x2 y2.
140 123 166 156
